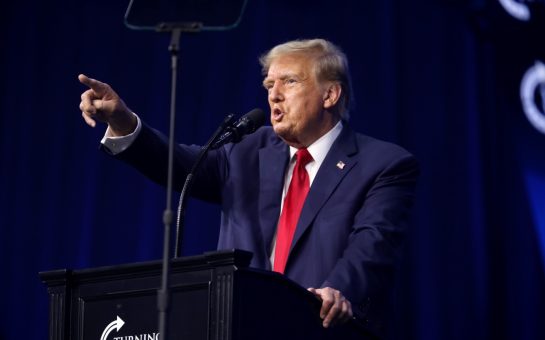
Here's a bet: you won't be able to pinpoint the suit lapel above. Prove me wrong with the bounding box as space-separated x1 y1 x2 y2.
289 126 359 254
258 141 289 263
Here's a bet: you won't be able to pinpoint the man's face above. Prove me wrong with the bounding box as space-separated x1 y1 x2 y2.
263 53 339 148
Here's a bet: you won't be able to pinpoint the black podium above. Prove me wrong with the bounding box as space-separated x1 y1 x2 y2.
40 250 372 340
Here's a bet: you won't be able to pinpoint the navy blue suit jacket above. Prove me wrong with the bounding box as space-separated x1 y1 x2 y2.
115 122 419 337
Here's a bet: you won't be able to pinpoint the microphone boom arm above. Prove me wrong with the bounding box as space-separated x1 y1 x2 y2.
174 114 235 258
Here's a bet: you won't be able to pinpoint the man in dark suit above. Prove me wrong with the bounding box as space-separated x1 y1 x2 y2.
78 39 418 338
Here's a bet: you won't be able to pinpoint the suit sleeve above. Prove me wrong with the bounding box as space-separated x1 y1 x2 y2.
108 122 226 203
322 153 419 314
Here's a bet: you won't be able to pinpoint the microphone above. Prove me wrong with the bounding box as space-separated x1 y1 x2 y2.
211 108 266 149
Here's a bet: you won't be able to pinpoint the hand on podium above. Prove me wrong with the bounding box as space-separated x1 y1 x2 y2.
307 287 353 328
78 74 137 136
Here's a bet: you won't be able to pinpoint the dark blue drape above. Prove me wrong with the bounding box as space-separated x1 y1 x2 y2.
1 1 545 339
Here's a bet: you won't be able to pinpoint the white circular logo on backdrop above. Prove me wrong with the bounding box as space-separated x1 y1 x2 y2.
521 61 545 135
499 0 531 21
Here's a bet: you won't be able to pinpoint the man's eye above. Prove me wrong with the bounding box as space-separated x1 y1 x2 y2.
285 78 297 85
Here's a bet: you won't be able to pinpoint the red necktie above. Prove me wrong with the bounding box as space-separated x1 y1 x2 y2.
273 148 313 273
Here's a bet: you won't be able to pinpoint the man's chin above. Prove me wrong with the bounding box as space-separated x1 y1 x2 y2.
272 124 285 137
273 125 290 139
274 129 302 148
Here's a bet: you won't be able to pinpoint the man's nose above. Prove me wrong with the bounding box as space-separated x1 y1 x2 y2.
269 83 283 102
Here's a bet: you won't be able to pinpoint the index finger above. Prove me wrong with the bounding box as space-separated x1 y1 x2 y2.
78 74 107 95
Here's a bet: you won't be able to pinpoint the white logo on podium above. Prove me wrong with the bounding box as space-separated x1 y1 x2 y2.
100 316 125 340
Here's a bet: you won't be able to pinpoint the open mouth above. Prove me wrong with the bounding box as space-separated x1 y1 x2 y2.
272 108 284 122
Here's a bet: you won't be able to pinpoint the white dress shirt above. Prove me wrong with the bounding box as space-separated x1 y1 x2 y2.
101 114 142 155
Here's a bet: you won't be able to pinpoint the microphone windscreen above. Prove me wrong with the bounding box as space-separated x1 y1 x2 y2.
243 108 266 132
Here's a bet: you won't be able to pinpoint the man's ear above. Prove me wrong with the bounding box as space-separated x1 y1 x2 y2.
323 82 342 109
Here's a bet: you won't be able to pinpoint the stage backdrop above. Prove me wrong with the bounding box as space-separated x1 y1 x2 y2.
1 1 544 339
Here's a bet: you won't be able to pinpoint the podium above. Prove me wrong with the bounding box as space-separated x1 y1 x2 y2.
40 250 373 340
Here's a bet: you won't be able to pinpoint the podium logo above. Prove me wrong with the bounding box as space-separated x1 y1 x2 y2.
521 61 545 136
100 316 159 340
498 0 531 21
101 316 125 340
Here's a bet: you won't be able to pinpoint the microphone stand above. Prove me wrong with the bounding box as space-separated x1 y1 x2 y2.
174 114 235 258
157 22 200 340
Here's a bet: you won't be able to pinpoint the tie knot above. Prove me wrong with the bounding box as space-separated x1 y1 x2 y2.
295 148 313 167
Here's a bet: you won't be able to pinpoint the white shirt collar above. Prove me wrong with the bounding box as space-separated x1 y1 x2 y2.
288 120 343 166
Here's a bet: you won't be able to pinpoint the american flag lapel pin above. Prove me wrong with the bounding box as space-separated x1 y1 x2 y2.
336 161 345 170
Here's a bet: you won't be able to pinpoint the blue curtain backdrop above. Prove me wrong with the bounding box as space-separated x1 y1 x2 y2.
1 0 545 339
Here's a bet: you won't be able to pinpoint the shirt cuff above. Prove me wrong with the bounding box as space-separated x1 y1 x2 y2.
100 114 142 155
